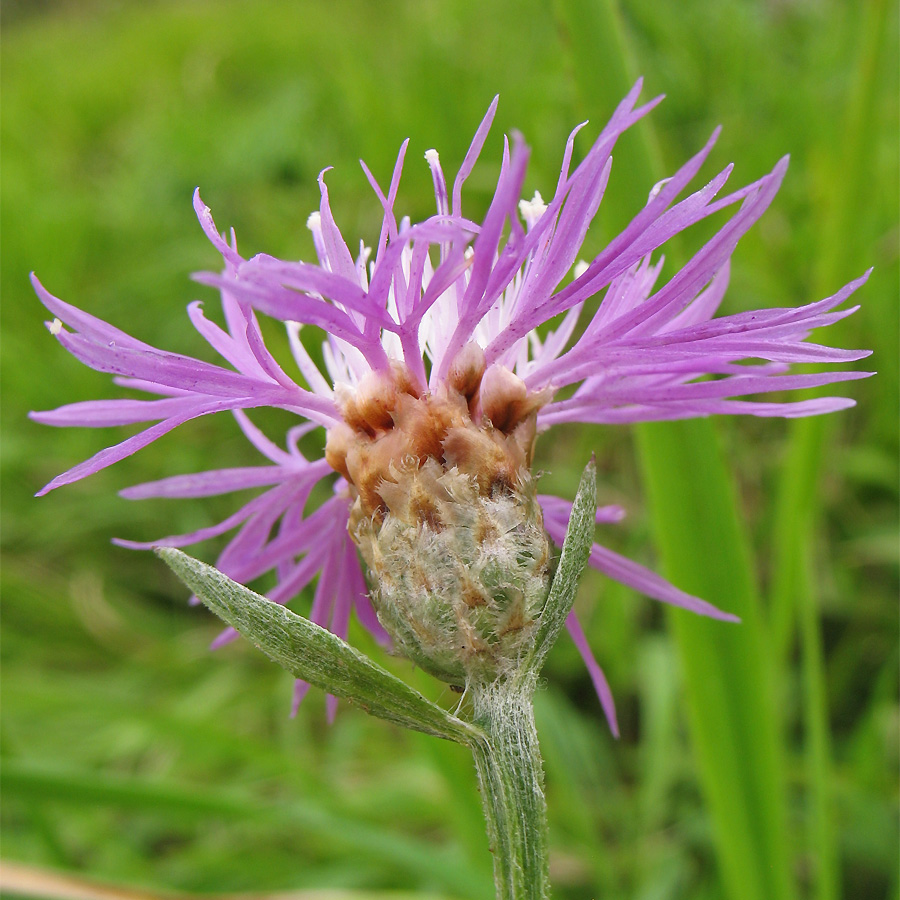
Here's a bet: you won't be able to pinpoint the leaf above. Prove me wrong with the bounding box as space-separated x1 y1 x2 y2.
637 420 795 900
518 456 596 683
157 548 483 746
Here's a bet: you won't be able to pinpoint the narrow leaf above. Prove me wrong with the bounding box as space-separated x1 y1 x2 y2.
637 420 795 900
519 457 596 681
157 548 482 745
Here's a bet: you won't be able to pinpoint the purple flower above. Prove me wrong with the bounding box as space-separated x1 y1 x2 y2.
32 82 870 735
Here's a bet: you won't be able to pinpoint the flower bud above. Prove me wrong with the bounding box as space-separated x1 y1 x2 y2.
357 460 550 685
324 360 552 687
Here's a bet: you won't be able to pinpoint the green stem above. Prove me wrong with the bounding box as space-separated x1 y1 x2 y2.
469 677 549 900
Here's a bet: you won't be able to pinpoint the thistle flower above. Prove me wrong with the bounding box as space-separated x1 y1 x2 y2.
32 81 870 735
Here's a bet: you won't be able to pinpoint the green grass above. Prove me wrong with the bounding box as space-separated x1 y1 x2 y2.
2 1 897 898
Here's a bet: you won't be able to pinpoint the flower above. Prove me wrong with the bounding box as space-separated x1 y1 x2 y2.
32 81 870 735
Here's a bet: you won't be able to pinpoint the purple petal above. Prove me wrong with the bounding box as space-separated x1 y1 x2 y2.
566 612 619 737
360 138 409 257
239 256 393 328
113 479 302 550
119 463 326 500
36 398 244 496
210 627 240 650
194 271 386 367
436 135 532 379
186 301 262 377
586 543 740 621
598 158 789 343
316 170 360 284
538 493 626 524
291 680 312 717
233 409 295 464
32 275 155 352
194 190 243 268
31 396 208 428
483 124 724 364
452 95 499 216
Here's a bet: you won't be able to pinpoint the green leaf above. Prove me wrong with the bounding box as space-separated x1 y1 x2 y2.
157 548 483 746
518 457 596 683
637 421 795 900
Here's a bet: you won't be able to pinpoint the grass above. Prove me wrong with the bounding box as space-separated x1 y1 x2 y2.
2 1 897 898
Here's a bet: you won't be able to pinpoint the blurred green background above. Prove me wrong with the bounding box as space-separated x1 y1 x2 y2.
2 1 897 898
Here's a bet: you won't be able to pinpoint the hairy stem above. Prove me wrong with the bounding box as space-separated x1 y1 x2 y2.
469 677 548 900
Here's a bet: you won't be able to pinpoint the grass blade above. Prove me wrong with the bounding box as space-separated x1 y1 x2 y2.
553 2 796 896
637 421 794 900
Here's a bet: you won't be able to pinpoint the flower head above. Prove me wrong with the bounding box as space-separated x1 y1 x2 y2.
32 81 871 734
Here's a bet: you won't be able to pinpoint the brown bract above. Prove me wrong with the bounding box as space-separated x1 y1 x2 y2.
324 345 552 527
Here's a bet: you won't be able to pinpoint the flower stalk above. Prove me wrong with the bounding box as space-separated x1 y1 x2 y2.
470 678 549 900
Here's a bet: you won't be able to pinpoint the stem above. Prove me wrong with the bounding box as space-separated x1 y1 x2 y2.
469 677 549 900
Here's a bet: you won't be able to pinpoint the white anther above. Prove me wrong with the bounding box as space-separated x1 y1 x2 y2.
518 191 547 230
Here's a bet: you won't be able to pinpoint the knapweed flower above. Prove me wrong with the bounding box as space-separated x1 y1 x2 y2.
32 82 870 734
